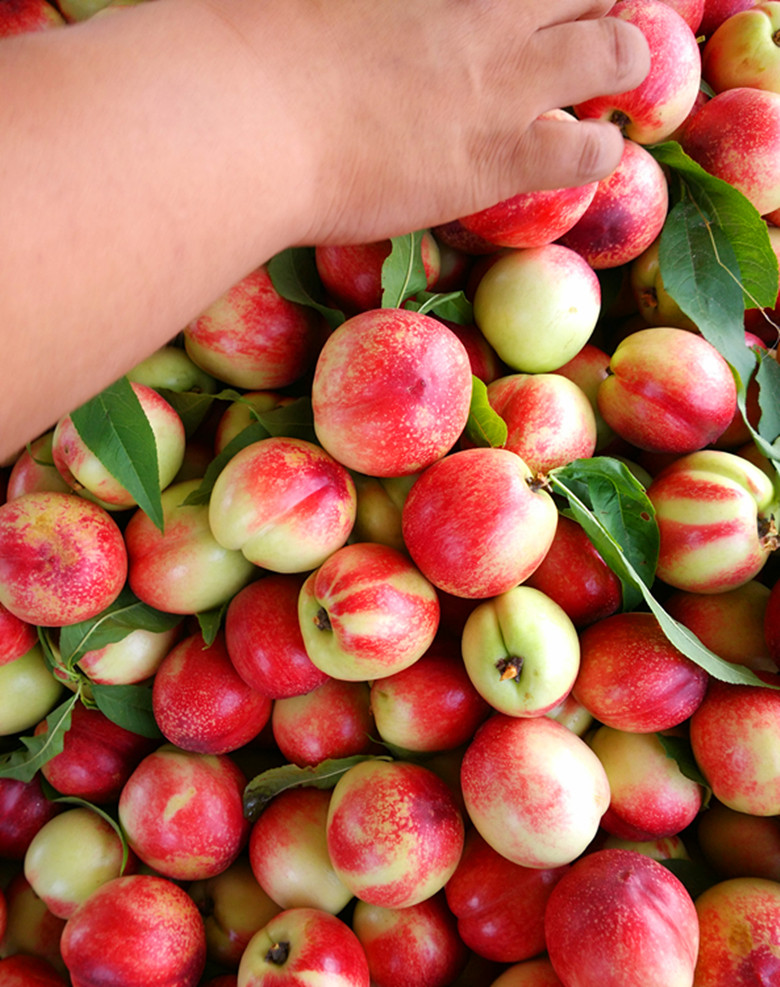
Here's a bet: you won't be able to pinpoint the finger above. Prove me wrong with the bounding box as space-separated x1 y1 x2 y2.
547 0 621 23
499 116 627 192
525 16 650 117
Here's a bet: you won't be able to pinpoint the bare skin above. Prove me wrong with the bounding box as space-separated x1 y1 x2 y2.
0 0 650 461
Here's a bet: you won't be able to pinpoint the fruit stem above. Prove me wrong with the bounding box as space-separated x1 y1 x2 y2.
496 656 524 681
759 515 780 552
527 472 550 493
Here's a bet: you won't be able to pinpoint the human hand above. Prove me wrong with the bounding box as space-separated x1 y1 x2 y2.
216 0 651 246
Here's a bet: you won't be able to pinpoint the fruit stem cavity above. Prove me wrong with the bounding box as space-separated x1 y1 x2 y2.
266 941 290 965
314 606 332 632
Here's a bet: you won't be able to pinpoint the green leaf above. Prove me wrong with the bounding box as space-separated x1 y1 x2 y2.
550 457 659 610
404 290 474 325
651 141 780 473
267 247 345 331
157 388 219 437
243 755 393 823
755 349 780 446
255 396 317 443
381 232 428 309
196 603 227 647
37 626 61 674
659 199 750 379
656 732 712 808
69 376 164 530
464 376 505 448
650 140 778 312
58 586 182 667
549 468 772 686
90 683 162 739
0 692 80 782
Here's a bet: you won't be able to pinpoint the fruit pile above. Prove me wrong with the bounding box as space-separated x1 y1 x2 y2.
3 0 780 985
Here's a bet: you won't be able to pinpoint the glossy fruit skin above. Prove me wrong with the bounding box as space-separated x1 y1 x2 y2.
667 0 705 31
460 713 610 870
0 644 63 737
689 673 780 816
352 892 469 987
666 580 776 673
0 954 69 987
553 342 616 450
326 759 465 909
23 806 138 919
573 612 709 733
298 541 440 682
693 877 780 985
700 0 757 36
459 174 597 247
124 478 256 615
483 372 597 473
270 676 377 767
597 327 738 453
52 382 185 510
1 871 67 969
646 449 777 594
208 436 357 573
77 623 183 686
152 631 272 754
0 600 38 665
681 87 780 215
118 745 250 881
225 574 329 699
401 447 558 599
445 828 570 964
237 907 370 987
523 514 622 628
311 307 472 477
369 639 491 753
558 139 670 269
0 0 64 35
5 431 71 500
702 2 780 94
0 774 61 859
188 857 282 970
573 0 702 144
589 725 703 841
314 233 440 314
460 584 581 717
0 490 127 627
472 243 601 373
248 787 353 915
544 849 700 987
457 111 598 249
60 874 207 987
184 264 323 390
37 701 156 804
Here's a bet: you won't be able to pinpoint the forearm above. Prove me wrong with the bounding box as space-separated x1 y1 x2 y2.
0 0 311 460
0 0 650 463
